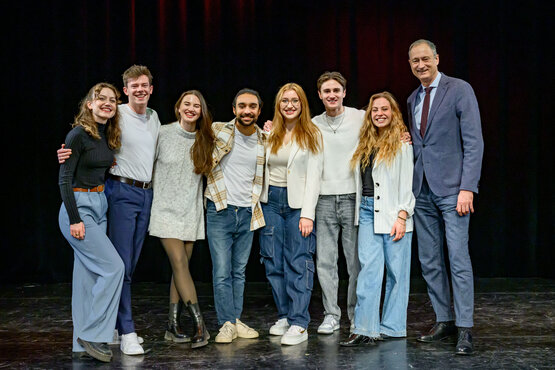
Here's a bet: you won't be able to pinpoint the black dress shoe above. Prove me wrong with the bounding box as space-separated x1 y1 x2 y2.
77 338 113 362
378 334 405 341
340 334 377 347
455 328 473 355
417 321 457 342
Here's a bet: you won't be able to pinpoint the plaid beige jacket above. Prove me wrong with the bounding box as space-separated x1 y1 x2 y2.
205 119 266 231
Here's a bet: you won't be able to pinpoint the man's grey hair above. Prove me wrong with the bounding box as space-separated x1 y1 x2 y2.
408 39 438 57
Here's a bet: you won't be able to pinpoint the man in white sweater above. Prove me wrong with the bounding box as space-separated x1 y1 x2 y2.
312 72 364 334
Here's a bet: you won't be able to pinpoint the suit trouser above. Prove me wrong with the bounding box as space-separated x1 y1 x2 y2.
105 178 153 335
315 194 359 324
415 177 474 327
58 191 125 352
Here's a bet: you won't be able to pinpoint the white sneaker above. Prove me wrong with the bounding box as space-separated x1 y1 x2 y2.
109 329 144 345
281 325 308 345
317 315 340 334
269 318 290 336
215 321 238 343
120 332 144 355
235 319 259 338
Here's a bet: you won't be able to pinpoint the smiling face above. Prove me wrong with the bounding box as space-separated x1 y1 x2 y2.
371 97 392 132
409 43 439 87
88 87 117 123
318 79 346 112
123 74 153 111
279 89 301 122
179 94 202 127
233 93 261 127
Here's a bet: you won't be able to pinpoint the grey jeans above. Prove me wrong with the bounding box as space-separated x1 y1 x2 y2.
315 194 360 323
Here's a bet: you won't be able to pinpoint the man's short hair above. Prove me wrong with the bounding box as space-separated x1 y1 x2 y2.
232 88 263 108
317 71 347 91
122 65 153 87
408 39 438 57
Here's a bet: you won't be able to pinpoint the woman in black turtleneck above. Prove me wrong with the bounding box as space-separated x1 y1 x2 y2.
58 82 124 363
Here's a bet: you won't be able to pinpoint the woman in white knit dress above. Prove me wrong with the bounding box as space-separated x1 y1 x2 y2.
149 90 214 348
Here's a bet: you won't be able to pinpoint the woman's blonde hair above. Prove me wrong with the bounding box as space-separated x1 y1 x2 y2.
73 82 122 150
268 83 321 154
351 91 406 169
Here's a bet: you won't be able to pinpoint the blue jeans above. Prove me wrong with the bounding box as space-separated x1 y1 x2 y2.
415 177 474 327
354 197 412 338
260 186 315 328
105 177 153 335
206 200 254 325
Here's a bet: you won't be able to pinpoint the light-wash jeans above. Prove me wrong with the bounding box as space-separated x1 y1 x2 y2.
315 193 359 323
353 197 412 338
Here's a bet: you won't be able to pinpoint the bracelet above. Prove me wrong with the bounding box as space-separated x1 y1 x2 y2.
398 215 407 221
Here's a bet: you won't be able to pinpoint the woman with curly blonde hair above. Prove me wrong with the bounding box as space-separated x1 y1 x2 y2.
340 91 415 347
260 83 323 345
58 83 124 362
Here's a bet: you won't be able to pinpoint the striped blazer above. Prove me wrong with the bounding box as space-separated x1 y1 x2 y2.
205 119 266 231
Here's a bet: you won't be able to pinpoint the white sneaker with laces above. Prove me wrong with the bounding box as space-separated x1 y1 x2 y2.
281 325 308 345
317 315 340 334
215 321 238 343
235 319 259 338
269 318 290 336
120 332 144 355
109 329 144 345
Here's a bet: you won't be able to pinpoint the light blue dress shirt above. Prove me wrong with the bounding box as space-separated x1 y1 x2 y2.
414 72 442 131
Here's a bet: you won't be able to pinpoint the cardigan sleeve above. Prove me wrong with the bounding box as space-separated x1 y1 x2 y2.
397 143 416 218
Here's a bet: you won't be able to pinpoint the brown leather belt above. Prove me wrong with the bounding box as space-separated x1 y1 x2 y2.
109 175 152 189
73 185 105 192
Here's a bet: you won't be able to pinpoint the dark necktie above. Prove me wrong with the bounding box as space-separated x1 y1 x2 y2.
420 86 433 137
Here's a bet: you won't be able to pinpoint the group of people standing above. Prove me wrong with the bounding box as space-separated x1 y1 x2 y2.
57 39 483 363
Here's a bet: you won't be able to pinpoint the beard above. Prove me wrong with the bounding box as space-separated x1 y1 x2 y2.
236 113 257 127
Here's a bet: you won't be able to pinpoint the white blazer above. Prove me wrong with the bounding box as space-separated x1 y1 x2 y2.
354 142 415 233
260 139 324 220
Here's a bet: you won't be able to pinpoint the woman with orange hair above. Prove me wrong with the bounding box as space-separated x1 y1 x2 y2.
340 92 415 347
259 83 323 345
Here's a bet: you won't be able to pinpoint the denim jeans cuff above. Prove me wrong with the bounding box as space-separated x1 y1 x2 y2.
380 327 406 337
455 320 473 328
353 328 381 339
436 314 455 322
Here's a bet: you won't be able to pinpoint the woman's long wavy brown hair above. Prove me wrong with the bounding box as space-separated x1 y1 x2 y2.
174 90 215 175
73 82 122 149
351 91 407 169
268 83 321 154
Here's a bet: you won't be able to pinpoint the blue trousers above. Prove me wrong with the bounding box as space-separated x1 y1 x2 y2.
415 177 474 327
206 200 254 325
58 191 124 351
259 186 315 328
353 197 412 338
105 177 153 334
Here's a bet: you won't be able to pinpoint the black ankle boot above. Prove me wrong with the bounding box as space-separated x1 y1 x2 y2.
164 302 191 343
187 301 210 348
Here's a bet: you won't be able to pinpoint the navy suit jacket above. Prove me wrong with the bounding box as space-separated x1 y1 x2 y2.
407 73 484 198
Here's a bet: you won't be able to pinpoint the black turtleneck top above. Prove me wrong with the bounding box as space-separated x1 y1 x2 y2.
58 123 114 224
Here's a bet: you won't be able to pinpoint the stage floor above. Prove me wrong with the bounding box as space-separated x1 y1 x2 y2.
1 278 553 369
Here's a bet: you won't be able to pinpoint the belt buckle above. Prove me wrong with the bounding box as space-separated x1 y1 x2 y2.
142 182 149 189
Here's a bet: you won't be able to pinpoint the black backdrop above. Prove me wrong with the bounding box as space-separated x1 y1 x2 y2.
3 0 553 283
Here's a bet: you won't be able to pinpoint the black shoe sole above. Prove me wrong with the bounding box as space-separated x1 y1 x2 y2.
77 339 112 363
165 330 191 343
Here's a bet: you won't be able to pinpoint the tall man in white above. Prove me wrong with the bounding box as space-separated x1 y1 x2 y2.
312 72 364 334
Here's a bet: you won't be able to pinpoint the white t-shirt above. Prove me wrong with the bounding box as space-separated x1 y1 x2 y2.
312 106 365 195
220 127 258 207
110 104 160 182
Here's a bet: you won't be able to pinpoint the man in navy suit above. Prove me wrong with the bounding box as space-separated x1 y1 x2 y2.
407 39 484 355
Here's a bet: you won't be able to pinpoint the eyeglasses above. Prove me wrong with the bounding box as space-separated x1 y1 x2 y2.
280 98 300 106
